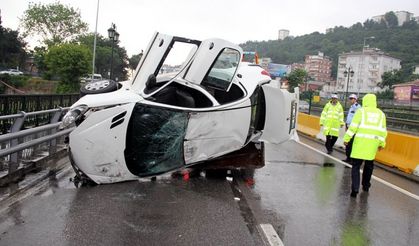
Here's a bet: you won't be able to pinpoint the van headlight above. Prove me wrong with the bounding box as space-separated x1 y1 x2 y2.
61 105 89 128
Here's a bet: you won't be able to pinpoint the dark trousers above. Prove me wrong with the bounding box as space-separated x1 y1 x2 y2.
345 135 355 160
325 135 338 152
351 158 374 192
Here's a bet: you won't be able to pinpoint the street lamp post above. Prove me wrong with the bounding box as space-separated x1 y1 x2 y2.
343 67 355 111
107 23 119 81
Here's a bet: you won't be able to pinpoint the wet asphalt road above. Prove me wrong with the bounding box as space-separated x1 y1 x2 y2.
0 170 258 246
0 137 418 246
256 140 419 245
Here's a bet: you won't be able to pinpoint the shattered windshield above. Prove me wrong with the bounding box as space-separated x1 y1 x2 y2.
124 104 188 176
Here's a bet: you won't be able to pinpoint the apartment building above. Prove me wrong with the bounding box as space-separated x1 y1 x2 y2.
371 11 414 26
278 29 290 40
336 48 401 94
304 52 332 82
290 62 304 72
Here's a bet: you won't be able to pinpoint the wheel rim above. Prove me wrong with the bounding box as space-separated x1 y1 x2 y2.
85 80 110 91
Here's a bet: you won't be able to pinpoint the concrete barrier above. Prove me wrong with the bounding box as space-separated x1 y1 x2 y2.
297 113 419 175
375 131 419 175
297 113 320 137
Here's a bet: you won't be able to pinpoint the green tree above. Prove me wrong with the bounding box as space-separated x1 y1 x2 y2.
45 44 91 93
384 11 398 28
402 20 418 29
376 89 394 99
380 70 403 88
33 46 49 78
285 68 308 92
240 15 419 85
20 2 88 46
77 33 129 81
128 52 143 71
0 18 27 69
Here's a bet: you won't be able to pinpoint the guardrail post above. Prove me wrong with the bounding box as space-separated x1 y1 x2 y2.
2 96 10 134
9 111 27 176
49 108 62 155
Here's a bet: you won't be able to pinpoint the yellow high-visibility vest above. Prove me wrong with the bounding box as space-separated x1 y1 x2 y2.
344 94 387 160
320 101 344 137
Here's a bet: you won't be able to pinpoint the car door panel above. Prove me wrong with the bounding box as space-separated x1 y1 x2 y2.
260 83 299 144
184 39 242 87
132 32 174 94
184 100 251 164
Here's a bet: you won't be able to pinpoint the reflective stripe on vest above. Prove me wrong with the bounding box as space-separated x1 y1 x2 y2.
346 129 355 137
359 109 386 132
355 133 385 142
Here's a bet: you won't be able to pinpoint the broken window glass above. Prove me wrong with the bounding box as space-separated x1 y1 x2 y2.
203 48 240 91
125 103 188 176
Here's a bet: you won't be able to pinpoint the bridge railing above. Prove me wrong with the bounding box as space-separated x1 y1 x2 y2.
0 108 74 185
0 94 79 134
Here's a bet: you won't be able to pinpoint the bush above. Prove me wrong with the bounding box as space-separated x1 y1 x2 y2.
22 77 59 94
376 89 394 99
0 74 30 93
56 81 80 94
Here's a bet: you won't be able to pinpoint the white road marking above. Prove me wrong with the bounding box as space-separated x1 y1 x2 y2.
259 224 284 246
296 140 419 201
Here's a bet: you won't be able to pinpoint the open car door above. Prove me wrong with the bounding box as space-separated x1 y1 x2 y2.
131 32 175 94
184 38 242 90
260 82 299 144
132 33 242 96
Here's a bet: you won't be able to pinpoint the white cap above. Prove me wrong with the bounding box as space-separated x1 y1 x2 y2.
331 94 338 99
349 94 357 100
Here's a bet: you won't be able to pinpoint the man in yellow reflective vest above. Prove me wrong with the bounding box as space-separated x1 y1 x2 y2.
343 94 387 198
320 94 344 154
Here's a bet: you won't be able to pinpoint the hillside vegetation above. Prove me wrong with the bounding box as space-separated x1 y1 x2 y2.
240 16 419 81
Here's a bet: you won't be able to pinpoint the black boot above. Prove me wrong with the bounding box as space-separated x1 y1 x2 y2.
350 190 358 197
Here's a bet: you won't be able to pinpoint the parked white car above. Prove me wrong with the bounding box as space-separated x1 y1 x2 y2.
0 69 24 76
80 74 103 83
62 32 299 184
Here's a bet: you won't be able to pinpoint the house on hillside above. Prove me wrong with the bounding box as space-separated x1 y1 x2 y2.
371 11 415 26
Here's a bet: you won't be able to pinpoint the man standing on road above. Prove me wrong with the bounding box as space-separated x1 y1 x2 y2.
342 94 362 163
343 94 387 198
320 94 344 154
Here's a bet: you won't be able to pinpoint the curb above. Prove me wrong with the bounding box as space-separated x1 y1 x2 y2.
0 148 72 202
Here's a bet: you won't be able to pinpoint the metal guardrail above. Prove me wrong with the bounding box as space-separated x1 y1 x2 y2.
0 107 73 185
305 106 419 134
297 113 419 176
0 94 80 134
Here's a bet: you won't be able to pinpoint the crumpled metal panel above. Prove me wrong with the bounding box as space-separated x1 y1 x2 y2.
184 100 251 164
124 104 188 176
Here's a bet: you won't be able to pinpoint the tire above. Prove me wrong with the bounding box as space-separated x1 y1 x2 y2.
80 79 118 96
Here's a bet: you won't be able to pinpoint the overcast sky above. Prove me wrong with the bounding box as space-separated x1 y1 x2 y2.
1 0 419 56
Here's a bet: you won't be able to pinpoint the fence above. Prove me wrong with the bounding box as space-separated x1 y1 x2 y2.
0 107 73 186
0 94 79 134
299 97 419 134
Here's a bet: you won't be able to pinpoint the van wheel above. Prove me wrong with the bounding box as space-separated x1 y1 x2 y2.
80 79 118 95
